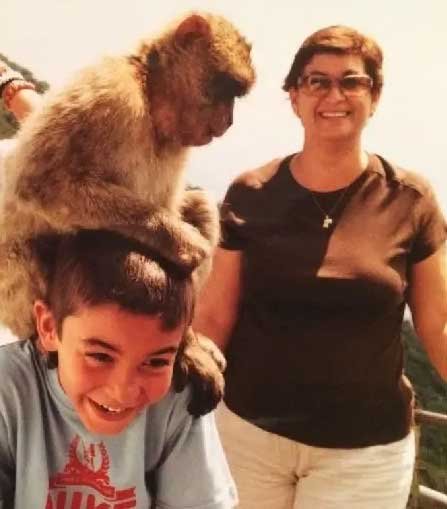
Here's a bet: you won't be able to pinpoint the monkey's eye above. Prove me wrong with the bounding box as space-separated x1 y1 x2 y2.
208 72 246 101
146 49 160 69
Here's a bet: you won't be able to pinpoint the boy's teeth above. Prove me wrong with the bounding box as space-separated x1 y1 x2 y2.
99 403 124 413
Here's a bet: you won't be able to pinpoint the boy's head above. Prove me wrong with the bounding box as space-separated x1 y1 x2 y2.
34 230 194 435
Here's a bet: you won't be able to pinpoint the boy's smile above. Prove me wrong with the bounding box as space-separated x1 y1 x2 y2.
35 301 184 435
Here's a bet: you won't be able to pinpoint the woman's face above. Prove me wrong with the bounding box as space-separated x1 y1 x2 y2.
289 53 379 144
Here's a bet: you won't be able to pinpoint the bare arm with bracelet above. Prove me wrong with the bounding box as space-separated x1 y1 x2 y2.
0 62 42 121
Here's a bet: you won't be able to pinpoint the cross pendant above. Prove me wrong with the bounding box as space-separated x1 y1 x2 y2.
323 215 333 228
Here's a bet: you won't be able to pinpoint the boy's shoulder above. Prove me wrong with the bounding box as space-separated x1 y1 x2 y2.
143 389 237 508
0 338 37 373
143 385 201 456
0 339 43 405
146 385 193 430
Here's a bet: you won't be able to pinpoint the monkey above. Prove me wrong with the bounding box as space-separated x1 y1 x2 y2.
0 12 255 340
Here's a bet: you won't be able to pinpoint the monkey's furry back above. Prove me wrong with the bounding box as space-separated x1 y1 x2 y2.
4 56 187 215
0 17 234 338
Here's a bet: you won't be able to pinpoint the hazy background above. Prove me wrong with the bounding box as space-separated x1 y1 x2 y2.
2 0 446 211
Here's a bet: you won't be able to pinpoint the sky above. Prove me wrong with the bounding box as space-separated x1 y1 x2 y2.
2 0 447 211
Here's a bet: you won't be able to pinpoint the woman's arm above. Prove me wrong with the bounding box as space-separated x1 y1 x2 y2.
408 244 447 381
3 86 42 122
193 247 243 351
193 160 282 351
0 63 42 121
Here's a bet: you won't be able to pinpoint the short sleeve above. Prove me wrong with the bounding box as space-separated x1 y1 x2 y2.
410 182 446 263
152 390 237 509
219 158 286 251
219 182 250 251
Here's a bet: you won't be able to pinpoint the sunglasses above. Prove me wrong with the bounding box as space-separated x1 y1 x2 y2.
297 74 374 97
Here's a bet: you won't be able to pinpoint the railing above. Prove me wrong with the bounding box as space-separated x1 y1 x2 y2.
408 409 447 508
415 410 447 427
418 486 447 508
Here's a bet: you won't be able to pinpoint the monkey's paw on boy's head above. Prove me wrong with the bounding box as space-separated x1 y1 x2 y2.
173 330 226 417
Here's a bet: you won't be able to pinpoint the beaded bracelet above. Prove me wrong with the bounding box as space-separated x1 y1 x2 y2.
0 67 25 95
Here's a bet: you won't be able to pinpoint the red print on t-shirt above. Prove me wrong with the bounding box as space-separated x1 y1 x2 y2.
45 435 137 508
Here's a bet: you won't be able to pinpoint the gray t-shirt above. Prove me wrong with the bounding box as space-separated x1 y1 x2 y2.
0 339 237 509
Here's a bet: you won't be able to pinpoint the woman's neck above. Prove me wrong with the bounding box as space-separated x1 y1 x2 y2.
291 139 369 192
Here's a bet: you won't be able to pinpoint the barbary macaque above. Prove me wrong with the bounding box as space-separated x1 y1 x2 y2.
0 12 255 340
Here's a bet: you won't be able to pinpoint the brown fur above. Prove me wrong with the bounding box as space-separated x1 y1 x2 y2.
0 12 255 338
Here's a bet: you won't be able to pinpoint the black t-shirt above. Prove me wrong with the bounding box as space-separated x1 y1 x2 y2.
220 154 446 448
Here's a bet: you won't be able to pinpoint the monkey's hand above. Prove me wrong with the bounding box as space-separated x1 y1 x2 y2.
173 328 226 417
111 213 211 276
181 188 220 249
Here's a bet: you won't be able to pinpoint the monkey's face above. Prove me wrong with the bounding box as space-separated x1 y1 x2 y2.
144 12 255 148
178 70 251 146
177 99 235 147
150 69 246 147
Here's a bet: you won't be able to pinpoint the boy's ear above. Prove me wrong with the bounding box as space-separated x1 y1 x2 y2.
33 300 59 351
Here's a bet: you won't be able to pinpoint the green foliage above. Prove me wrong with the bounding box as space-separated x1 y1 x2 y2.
403 320 447 495
0 54 49 139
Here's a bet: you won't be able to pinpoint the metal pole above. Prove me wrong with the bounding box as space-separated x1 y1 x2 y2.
419 485 447 508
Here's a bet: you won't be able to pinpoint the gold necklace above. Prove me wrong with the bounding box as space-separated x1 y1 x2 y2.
308 186 350 229
290 154 356 228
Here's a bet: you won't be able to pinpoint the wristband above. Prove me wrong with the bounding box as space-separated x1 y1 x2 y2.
0 67 25 96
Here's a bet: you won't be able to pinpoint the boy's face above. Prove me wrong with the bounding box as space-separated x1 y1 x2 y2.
34 301 184 435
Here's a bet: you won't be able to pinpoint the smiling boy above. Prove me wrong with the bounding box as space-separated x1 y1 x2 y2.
0 230 237 508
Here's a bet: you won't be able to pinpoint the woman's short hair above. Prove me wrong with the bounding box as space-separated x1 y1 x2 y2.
283 25 383 99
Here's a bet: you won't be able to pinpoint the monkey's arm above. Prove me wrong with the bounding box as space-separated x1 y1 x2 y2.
180 187 220 248
173 329 226 417
7 175 211 273
168 188 224 416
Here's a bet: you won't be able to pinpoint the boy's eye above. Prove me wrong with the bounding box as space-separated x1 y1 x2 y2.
143 357 171 369
85 352 113 364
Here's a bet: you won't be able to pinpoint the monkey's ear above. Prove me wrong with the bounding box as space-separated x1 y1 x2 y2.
175 14 211 46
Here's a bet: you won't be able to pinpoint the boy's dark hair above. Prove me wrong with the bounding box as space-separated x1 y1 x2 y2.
282 25 383 99
39 229 195 337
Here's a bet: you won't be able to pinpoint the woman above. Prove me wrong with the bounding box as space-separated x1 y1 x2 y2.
194 25 446 509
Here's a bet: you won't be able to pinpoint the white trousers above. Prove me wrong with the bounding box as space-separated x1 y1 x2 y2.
216 403 415 509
